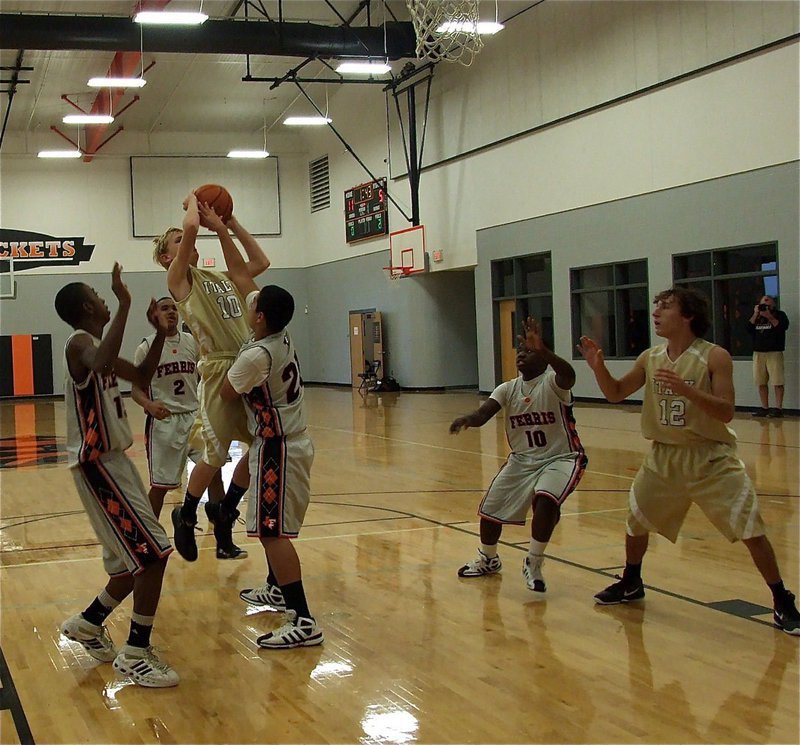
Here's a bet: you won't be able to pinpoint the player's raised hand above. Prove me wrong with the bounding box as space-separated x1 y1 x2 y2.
577 336 604 370
111 262 131 307
450 416 472 434
198 201 226 231
518 316 544 352
182 191 198 211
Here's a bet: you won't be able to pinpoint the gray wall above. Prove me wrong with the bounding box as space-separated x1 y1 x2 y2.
304 252 477 388
0 256 478 395
476 162 800 408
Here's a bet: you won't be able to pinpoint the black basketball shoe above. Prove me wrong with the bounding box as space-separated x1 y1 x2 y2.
594 576 645 605
171 506 198 562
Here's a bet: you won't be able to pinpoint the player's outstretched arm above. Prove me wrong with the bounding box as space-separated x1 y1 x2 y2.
518 316 576 389
68 263 131 383
228 215 270 278
166 193 200 299
113 298 168 389
199 203 257 297
576 336 646 402
450 399 502 433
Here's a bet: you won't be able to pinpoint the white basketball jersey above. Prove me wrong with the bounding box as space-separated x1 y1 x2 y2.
490 370 584 462
64 331 133 467
134 332 198 414
241 330 307 439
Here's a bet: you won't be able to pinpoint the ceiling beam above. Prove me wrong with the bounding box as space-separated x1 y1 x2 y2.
0 14 418 59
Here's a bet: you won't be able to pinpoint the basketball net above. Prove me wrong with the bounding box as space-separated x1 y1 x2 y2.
405 0 484 66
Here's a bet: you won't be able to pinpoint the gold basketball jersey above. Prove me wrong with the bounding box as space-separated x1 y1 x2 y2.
176 266 249 357
641 338 736 445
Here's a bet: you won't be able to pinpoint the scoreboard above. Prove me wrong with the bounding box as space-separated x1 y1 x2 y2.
344 178 388 243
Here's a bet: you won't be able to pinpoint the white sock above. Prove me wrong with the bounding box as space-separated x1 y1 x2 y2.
480 543 498 559
529 539 548 558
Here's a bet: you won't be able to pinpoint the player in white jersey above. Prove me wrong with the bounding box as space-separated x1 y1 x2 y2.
54 264 179 687
578 286 799 635
130 299 237 554
450 317 587 594
216 248 322 648
154 193 269 562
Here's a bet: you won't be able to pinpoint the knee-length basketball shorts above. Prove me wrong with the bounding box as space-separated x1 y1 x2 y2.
145 410 195 489
72 451 172 576
246 433 314 539
626 442 766 543
478 451 587 525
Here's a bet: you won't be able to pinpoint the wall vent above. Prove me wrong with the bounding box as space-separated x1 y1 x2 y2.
309 155 330 212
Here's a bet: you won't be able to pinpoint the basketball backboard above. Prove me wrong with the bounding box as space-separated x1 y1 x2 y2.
387 225 427 279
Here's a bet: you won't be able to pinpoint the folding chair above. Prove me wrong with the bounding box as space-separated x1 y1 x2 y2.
357 360 381 393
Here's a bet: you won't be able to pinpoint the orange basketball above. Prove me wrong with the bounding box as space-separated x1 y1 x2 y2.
194 183 233 225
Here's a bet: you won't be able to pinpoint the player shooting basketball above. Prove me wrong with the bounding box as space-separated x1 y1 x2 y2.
153 190 270 561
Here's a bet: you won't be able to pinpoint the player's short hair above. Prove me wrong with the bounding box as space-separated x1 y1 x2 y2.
156 295 173 304
54 283 90 327
152 227 181 265
256 285 295 333
654 286 710 337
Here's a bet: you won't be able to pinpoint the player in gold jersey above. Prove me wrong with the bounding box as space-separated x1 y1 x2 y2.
578 287 799 635
154 192 270 561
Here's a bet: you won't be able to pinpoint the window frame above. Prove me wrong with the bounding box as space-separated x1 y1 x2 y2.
569 259 650 360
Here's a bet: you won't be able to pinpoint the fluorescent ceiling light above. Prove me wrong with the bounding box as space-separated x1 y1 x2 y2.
283 116 332 126
227 150 270 159
134 11 208 25
63 114 114 124
88 77 147 88
38 149 82 158
436 20 504 34
336 61 391 75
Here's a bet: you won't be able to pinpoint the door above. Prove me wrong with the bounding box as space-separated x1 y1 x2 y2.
349 311 384 387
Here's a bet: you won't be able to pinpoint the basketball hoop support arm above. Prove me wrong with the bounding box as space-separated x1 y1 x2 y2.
291 80 413 224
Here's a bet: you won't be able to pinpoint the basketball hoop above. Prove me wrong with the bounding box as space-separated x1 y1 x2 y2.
405 0 484 66
384 266 413 280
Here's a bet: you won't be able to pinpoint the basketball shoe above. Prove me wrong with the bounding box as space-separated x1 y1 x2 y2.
523 555 546 592
239 582 287 611
60 613 117 662
594 575 645 605
257 616 323 649
773 592 800 636
112 645 179 688
457 549 502 577
171 506 198 562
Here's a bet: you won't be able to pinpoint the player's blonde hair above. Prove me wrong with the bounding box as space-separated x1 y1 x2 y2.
152 227 181 265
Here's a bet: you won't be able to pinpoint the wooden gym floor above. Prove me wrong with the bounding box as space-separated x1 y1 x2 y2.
1 388 798 744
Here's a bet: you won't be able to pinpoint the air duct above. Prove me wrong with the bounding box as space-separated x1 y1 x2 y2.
0 14 418 59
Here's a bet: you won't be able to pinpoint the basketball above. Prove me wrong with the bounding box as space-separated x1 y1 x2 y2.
194 183 233 225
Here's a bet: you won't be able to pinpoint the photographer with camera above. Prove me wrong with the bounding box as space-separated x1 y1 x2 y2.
748 295 789 418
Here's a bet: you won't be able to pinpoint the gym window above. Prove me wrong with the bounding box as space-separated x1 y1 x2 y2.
492 253 554 347
570 260 650 359
672 242 779 358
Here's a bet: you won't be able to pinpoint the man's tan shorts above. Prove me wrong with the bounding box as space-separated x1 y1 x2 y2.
626 442 765 543
753 351 784 386
191 355 252 468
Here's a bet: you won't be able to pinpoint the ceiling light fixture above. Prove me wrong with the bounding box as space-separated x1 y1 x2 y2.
283 116 332 126
38 149 82 159
436 20 504 34
88 77 147 88
336 61 391 75
62 114 114 124
227 150 269 159
133 11 208 25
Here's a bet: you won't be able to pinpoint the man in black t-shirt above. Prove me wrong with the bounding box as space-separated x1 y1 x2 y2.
747 295 789 418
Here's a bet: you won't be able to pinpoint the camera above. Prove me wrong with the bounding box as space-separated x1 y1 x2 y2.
758 303 769 311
